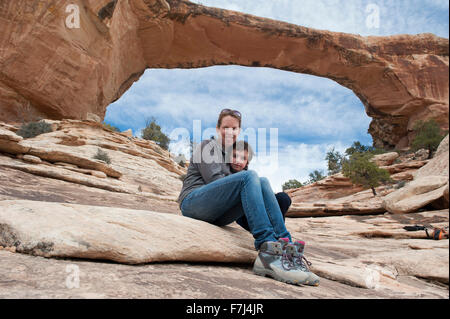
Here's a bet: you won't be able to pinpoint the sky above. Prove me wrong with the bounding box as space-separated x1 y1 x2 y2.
104 0 449 192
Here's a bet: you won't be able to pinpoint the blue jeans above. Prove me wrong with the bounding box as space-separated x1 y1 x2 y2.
236 192 291 232
180 170 292 250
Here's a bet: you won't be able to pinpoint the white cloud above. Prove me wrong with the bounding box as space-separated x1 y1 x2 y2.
107 66 371 143
249 141 348 192
169 137 192 157
423 0 449 9
190 0 449 37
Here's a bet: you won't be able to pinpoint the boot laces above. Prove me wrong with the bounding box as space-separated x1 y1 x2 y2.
281 252 297 271
295 254 312 271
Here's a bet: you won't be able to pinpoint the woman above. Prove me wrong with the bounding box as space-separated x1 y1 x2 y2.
177 108 291 249
177 109 319 286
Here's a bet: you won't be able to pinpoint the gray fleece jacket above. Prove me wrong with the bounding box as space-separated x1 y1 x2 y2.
177 136 232 209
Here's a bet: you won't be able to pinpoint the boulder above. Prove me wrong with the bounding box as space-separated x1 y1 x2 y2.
371 152 399 166
382 176 448 214
0 200 256 264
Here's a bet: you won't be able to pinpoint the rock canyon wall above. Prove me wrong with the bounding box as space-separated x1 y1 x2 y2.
0 0 448 148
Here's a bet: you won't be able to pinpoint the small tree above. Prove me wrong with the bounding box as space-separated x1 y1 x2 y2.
411 119 447 159
326 147 344 175
306 170 326 184
342 153 391 196
345 141 370 156
141 117 170 151
345 141 386 157
282 179 303 191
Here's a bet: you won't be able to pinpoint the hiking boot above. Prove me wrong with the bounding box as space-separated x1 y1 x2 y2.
253 241 310 286
280 238 313 272
293 240 310 270
291 241 320 286
278 237 290 249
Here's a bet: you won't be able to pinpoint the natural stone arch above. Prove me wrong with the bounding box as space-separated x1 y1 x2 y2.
0 0 448 149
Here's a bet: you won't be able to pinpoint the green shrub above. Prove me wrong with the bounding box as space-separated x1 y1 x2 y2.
345 141 387 157
93 148 111 164
342 152 392 196
16 121 52 138
282 179 303 191
179 174 186 181
141 117 170 151
326 147 344 175
306 170 326 184
411 119 447 159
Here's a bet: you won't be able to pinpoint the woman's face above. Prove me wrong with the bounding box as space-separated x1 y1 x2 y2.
216 115 240 148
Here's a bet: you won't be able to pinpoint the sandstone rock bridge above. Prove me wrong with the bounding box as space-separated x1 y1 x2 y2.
0 0 448 148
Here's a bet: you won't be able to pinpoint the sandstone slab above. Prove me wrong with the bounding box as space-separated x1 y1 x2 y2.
0 120 185 199
287 184 397 217
382 176 448 214
0 166 181 214
3 249 445 299
0 200 256 264
286 210 449 295
0 200 447 298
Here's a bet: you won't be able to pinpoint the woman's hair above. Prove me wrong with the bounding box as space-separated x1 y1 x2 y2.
217 109 242 128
